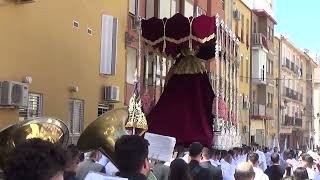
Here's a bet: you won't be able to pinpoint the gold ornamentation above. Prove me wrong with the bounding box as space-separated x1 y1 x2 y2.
126 92 148 135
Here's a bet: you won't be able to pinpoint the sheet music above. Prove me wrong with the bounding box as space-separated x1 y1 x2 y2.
144 132 176 162
84 171 128 180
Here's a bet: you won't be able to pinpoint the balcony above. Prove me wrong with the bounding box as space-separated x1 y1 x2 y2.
252 104 266 116
252 33 268 50
284 87 303 102
284 115 302 127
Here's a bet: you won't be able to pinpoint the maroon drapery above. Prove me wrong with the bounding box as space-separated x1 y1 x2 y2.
147 73 215 147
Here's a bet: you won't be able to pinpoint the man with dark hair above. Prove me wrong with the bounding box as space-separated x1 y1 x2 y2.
114 135 150 180
209 148 221 167
234 162 255 180
301 153 316 179
64 144 81 180
188 142 213 180
200 147 223 180
4 138 66 180
220 151 235 180
264 153 284 180
76 150 105 180
247 153 269 180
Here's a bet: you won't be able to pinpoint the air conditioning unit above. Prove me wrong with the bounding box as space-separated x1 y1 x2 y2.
16 0 34 4
233 9 241 21
0 81 29 107
104 86 120 102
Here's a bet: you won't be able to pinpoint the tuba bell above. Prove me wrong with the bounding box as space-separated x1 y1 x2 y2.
77 108 128 167
0 117 69 168
77 108 158 180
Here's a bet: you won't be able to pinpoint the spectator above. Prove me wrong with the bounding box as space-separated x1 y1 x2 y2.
220 150 235 180
234 162 255 180
200 147 223 180
209 148 221 167
76 150 105 180
247 152 269 180
293 167 309 180
300 153 315 179
4 138 66 180
264 153 285 180
152 161 169 180
64 144 81 180
188 142 213 180
168 159 192 180
114 135 150 180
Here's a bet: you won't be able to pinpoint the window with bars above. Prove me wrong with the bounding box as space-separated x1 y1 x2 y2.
98 104 113 117
69 99 84 134
19 93 43 120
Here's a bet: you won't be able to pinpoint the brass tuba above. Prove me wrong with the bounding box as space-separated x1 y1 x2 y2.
77 108 157 180
77 108 128 167
0 117 69 168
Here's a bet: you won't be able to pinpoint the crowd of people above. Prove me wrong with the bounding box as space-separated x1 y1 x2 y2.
2 136 320 180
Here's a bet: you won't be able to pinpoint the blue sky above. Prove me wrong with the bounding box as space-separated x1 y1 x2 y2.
276 0 320 56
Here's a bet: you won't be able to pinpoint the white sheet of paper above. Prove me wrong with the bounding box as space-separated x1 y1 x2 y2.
144 132 176 162
84 171 128 180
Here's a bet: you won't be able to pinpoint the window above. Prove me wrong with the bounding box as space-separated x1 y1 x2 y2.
171 0 180 16
69 99 84 134
184 0 194 17
196 6 206 17
240 56 244 81
267 59 273 75
129 0 137 15
100 15 118 75
241 14 244 42
246 58 249 83
267 93 273 108
235 21 239 37
159 0 180 18
267 26 270 40
98 104 114 116
246 19 249 47
144 53 155 86
126 47 137 84
253 22 257 33
146 0 155 19
19 93 43 120
271 28 274 41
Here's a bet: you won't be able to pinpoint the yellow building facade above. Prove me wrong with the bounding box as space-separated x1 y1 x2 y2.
0 0 127 137
231 0 252 144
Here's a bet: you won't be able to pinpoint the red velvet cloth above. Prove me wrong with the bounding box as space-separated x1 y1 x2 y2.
147 73 215 147
141 13 216 60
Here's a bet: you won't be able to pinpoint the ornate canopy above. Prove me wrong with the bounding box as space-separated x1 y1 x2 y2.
141 13 217 60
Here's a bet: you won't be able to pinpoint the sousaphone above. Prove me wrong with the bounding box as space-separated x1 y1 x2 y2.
0 117 69 168
77 108 157 180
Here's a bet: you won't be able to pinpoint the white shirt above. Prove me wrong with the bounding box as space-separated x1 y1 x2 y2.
97 155 109 166
104 162 119 176
210 159 220 167
220 159 235 180
306 167 316 179
314 172 320 180
256 150 267 171
253 167 269 180
264 152 272 167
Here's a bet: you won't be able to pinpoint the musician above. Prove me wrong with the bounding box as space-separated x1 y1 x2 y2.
3 138 66 180
114 135 150 180
76 150 105 180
